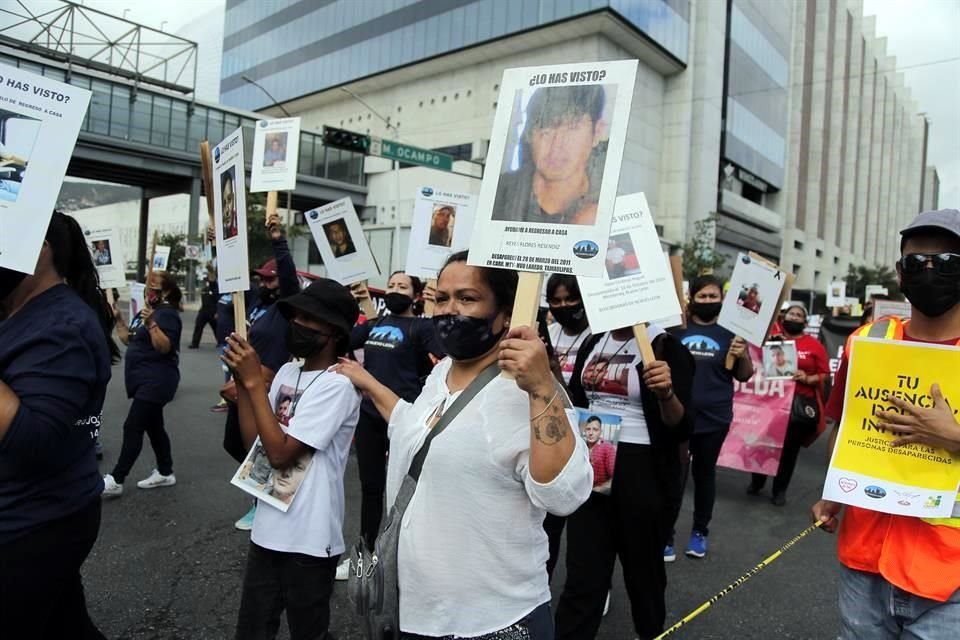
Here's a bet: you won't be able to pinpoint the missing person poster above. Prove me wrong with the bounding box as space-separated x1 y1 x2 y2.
762 340 798 380
0 64 92 274
231 437 312 513
576 409 621 494
468 60 638 277
305 197 378 285
577 193 681 333
250 117 301 193
405 186 476 279
827 281 846 308
823 338 960 518
128 282 145 319
83 225 125 288
717 253 787 346
152 245 171 273
212 127 251 293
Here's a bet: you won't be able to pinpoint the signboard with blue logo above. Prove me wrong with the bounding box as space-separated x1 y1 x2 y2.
212 127 251 293
405 186 477 279
250 117 301 193
304 197 379 285
82 224 125 289
577 193 682 333
466 59 638 277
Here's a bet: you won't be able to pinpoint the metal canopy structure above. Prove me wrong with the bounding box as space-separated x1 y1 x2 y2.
0 0 197 94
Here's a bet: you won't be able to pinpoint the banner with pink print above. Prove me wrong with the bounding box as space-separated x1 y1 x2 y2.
718 344 796 476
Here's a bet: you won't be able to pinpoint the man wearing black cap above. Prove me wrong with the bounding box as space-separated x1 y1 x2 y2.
812 208 960 638
222 278 361 640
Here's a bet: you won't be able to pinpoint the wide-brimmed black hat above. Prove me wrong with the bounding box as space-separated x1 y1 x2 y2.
277 278 359 335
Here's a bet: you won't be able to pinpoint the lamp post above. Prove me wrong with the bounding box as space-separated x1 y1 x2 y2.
241 75 293 118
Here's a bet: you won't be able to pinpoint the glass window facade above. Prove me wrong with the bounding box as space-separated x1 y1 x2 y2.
220 0 689 110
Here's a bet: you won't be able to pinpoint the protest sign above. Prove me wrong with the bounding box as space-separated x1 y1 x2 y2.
873 299 912 320
718 253 788 347
826 281 846 307
305 198 378 285
152 246 171 272
865 284 888 301
576 409 621 493
0 64 92 274
468 60 638 278
578 193 681 334
185 244 203 261
231 437 312 513
823 338 960 518
250 117 300 193
718 345 796 476
212 128 251 294
83 225 125 289
762 340 798 380
405 186 476 279
128 282 145 319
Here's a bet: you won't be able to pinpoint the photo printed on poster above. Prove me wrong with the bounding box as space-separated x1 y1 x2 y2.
717 253 786 346
250 117 301 193
83 225 125 289
406 186 476 279
212 127 250 293
305 197 379 285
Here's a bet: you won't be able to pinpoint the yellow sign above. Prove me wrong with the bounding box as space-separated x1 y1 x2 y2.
823 338 960 518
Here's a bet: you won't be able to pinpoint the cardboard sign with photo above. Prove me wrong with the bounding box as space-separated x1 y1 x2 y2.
718 253 787 346
405 186 477 279
873 299 911 320
152 246 172 273
250 117 301 193
468 60 638 277
83 225 126 289
230 436 312 513
575 408 621 493
212 127 251 293
128 282 145 319
826 280 847 308
578 193 682 334
0 64 92 274
762 340 798 380
305 197 379 285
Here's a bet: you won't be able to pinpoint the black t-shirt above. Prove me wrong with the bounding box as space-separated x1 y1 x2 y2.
199 279 219 313
0 285 112 542
671 322 735 432
351 315 444 416
124 305 182 404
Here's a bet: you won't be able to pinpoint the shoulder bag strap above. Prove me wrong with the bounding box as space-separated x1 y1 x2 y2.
407 362 500 481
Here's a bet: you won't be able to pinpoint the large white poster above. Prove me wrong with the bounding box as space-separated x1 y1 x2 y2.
718 253 787 346
468 60 638 277
151 245 171 273
212 127 251 293
0 64 92 274
250 117 300 193
305 197 378 285
578 193 681 333
83 225 125 288
405 186 476 279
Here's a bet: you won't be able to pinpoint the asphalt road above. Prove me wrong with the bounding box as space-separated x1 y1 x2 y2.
85 311 841 639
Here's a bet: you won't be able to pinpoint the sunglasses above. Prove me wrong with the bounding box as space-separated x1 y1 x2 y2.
897 253 960 276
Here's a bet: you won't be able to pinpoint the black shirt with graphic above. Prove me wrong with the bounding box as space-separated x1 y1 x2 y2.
671 322 736 432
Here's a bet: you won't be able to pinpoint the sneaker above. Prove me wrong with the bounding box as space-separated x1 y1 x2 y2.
663 545 677 563
234 503 256 531
102 474 123 498
746 482 763 496
771 492 787 507
602 590 610 616
137 469 176 489
210 399 229 413
685 531 708 559
335 557 351 581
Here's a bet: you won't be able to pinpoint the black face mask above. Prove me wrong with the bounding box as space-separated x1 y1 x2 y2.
259 286 280 306
689 301 722 322
384 292 413 314
900 269 960 318
782 320 806 336
287 322 331 359
551 303 586 329
432 313 505 361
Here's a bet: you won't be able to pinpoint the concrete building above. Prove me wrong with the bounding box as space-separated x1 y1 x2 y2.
221 0 934 291
921 166 940 212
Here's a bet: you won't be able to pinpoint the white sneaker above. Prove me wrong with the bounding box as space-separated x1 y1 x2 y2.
603 590 610 616
102 474 123 498
136 469 176 489
335 557 351 581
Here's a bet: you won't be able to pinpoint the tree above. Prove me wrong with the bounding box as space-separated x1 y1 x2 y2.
156 232 187 275
681 214 729 280
844 263 901 301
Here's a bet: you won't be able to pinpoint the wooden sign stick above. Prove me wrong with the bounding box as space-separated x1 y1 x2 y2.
351 281 378 320
632 324 656 365
199 141 217 231
669 255 687 330
146 230 159 284
423 278 437 317
502 271 544 380
265 191 279 228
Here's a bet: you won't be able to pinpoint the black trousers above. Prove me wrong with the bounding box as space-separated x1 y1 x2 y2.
112 397 173 484
555 443 673 640
0 499 106 639
544 512 566 581
356 409 389 551
751 414 816 496
223 402 247 465
235 542 338 640
669 429 728 540
190 308 217 347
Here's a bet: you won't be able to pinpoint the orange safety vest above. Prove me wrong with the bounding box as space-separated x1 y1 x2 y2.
838 317 960 601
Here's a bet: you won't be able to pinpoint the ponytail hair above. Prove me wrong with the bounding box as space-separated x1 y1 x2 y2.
156 271 183 311
46 212 121 363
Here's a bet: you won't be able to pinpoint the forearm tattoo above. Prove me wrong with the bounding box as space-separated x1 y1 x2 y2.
530 382 572 446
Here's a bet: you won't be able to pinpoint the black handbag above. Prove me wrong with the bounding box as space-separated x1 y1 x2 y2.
347 362 501 640
790 390 820 430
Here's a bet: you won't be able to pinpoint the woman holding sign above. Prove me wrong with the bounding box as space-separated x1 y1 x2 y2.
334 251 592 639
555 323 695 640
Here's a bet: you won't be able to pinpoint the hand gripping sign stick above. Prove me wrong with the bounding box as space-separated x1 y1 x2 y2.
423 278 438 317
201 140 247 340
654 520 824 639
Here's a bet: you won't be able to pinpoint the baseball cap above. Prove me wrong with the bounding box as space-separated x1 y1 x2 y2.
277 278 359 335
252 259 277 278
900 209 960 245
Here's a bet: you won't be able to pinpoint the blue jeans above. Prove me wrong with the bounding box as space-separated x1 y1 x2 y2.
839 565 960 639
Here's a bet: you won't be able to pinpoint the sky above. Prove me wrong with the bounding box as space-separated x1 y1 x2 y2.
70 0 959 207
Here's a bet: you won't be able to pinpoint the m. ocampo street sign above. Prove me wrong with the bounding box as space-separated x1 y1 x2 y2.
369 137 453 172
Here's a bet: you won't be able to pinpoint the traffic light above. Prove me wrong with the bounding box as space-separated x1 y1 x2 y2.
322 126 370 153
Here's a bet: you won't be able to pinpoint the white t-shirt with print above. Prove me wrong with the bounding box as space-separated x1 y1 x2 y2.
251 362 361 558
548 322 590 386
